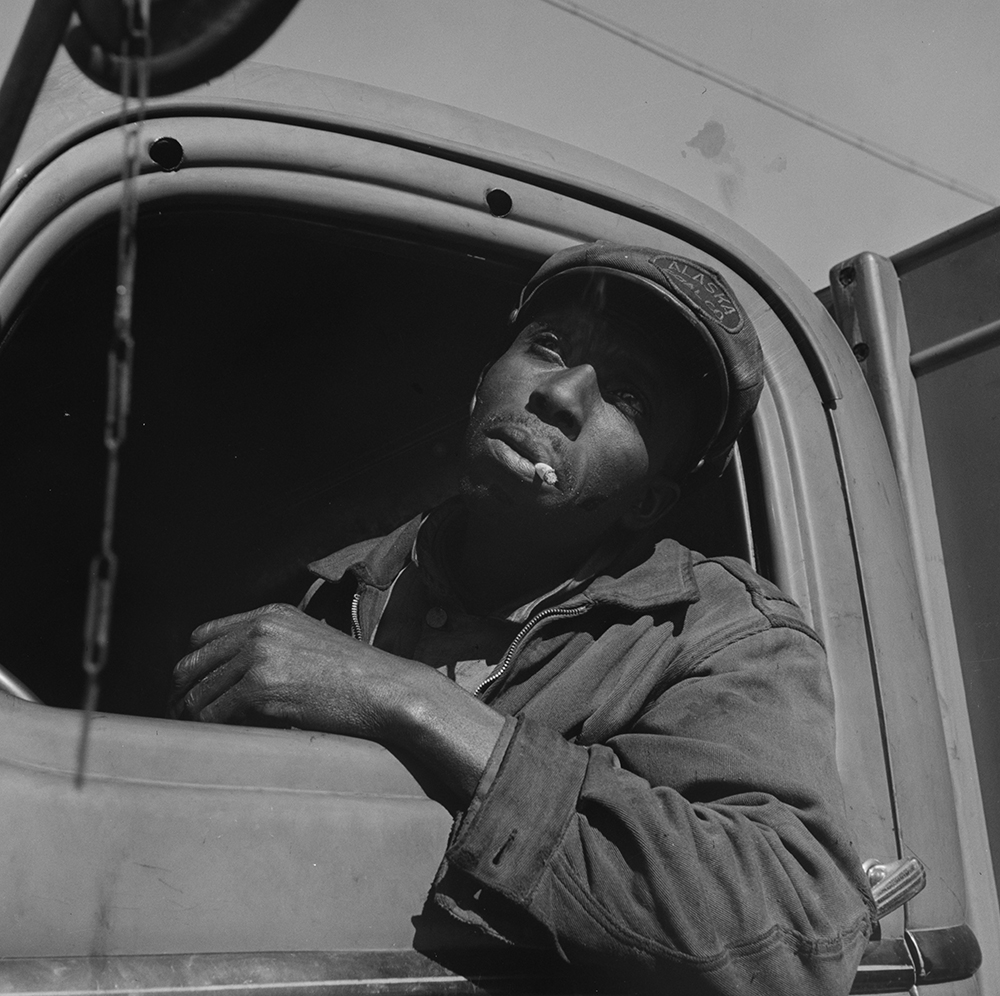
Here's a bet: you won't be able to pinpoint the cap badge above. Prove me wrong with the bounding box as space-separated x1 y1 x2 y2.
651 257 745 334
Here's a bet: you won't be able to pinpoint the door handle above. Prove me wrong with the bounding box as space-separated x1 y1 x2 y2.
863 856 926 920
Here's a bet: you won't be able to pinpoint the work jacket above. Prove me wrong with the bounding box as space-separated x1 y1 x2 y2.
304 512 875 996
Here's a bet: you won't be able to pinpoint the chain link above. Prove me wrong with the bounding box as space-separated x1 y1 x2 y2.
76 0 152 789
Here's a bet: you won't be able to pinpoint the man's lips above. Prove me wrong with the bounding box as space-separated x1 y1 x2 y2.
485 425 562 487
487 425 548 464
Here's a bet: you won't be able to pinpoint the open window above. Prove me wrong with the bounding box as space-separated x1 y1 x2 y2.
0 206 758 715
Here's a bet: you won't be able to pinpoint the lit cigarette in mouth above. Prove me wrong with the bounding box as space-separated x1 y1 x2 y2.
534 462 558 486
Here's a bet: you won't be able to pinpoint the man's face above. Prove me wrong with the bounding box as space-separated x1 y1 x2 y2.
462 300 693 542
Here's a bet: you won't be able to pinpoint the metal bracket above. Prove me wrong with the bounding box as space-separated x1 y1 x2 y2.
864 856 926 921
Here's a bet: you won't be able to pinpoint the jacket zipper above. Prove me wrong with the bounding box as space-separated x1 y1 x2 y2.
474 603 590 698
350 591 362 641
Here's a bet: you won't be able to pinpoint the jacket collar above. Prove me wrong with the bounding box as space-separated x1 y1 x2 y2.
308 514 424 591
308 508 700 614
583 532 700 612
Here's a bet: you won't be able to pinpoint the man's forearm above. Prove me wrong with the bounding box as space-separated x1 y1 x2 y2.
373 655 507 804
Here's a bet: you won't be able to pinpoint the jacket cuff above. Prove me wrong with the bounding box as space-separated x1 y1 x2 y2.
446 714 589 904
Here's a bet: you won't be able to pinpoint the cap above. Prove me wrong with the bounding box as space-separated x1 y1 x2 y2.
511 241 764 474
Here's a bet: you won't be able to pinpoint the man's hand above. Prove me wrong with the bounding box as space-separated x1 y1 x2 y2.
171 603 506 804
172 603 403 735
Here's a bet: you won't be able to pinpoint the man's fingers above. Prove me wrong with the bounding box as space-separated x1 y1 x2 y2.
171 645 247 719
195 677 273 727
172 604 302 718
189 603 298 648
171 629 245 711
171 602 344 725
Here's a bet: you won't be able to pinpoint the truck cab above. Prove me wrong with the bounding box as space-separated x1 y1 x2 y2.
0 54 995 994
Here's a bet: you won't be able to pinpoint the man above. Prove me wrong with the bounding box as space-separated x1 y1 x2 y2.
173 242 874 994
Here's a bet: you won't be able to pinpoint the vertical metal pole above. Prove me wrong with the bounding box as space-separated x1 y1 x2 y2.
0 0 78 186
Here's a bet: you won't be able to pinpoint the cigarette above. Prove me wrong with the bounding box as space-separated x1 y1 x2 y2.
534 462 558 486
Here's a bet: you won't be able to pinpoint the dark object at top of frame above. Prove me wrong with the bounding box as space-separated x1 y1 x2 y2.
65 0 302 97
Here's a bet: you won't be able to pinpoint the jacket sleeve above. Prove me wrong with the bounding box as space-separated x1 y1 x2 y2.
431 604 875 995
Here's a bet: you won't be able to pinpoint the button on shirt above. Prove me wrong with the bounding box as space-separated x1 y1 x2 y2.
372 562 520 692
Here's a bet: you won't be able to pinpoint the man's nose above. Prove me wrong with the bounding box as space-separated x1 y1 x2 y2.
527 364 600 440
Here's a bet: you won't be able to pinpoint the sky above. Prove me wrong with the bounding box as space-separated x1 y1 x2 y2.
2 0 998 288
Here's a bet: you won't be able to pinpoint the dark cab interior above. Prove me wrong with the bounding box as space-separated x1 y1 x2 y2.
0 207 759 716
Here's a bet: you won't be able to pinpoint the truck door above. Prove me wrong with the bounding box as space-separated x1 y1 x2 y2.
829 208 1000 994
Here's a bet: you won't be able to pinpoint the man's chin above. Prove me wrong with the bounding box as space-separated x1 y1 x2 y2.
458 470 525 509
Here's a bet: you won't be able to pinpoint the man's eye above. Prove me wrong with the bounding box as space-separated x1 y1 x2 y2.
608 387 647 419
529 331 563 359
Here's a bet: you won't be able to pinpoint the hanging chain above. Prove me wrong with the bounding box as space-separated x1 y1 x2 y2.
75 0 152 789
